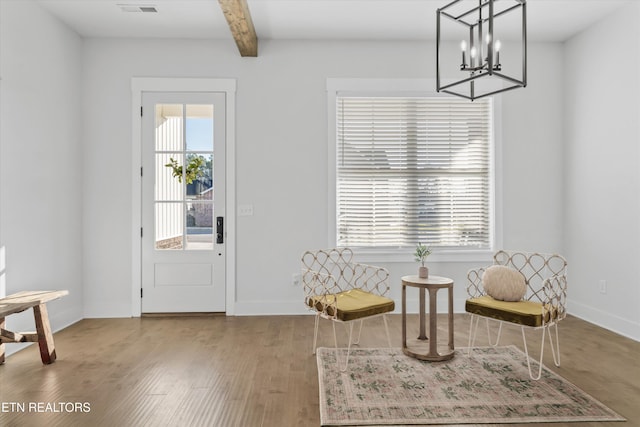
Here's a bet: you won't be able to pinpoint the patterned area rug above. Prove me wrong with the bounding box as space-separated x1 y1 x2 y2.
317 346 625 426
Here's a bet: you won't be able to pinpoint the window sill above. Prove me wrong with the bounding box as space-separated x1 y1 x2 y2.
348 248 494 264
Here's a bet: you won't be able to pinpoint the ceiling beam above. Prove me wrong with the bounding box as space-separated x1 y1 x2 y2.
218 0 258 57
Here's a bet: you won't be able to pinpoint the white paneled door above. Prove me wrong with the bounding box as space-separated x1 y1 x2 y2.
141 92 226 313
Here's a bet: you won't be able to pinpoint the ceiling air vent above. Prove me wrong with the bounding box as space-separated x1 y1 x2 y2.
118 4 158 13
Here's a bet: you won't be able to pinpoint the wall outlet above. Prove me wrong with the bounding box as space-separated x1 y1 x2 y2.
292 273 301 287
598 279 607 294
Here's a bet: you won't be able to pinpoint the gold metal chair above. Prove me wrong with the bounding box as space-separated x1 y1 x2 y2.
301 248 394 371
466 250 568 380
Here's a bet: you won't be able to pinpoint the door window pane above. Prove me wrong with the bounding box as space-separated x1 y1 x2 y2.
186 154 213 201
186 104 214 152
154 103 215 251
155 104 183 151
156 153 184 201
186 202 213 250
155 203 183 250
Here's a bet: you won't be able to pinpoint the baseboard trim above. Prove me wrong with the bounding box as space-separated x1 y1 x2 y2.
141 312 225 318
568 299 639 341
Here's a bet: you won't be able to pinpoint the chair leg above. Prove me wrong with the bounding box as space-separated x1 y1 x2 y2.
312 314 320 355
352 319 364 345
547 323 561 367
469 317 561 380
521 325 547 380
329 315 393 371
467 314 481 355
467 316 503 355
342 322 355 372
333 321 355 372
485 318 503 347
332 321 340 368
382 314 392 347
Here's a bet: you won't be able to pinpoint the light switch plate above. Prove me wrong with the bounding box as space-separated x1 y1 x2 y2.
238 204 254 216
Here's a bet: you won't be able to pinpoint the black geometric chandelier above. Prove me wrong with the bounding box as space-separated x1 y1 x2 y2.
436 0 527 101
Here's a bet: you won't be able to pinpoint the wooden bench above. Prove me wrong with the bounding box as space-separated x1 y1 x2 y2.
0 290 69 364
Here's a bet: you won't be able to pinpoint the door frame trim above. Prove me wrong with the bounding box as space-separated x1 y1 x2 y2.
131 77 237 317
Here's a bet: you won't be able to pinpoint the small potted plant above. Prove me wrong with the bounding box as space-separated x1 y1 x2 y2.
414 243 432 279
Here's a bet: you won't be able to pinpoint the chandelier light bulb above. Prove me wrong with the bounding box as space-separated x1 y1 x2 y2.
470 46 477 58
460 40 467 67
495 40 502 52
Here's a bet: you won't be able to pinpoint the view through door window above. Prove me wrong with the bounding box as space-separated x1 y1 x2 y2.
154 104 214 250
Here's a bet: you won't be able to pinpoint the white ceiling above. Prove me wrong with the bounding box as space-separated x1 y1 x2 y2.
35 0 635 42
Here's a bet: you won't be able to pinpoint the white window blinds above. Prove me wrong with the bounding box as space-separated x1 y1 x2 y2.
336 96 492 249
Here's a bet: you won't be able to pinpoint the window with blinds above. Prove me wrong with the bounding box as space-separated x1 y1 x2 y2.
336 96 492 249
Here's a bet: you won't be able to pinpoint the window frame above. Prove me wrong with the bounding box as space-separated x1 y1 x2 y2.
327 78 503 263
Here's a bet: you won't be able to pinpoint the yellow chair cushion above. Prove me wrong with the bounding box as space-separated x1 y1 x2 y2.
308 288 395 322
465 295 555 328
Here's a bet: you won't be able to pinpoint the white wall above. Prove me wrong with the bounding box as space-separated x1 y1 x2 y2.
80 38 565 317
0 1 84 354
564 3 640 340
5 0 635 343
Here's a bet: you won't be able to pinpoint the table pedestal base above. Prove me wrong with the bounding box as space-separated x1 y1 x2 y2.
401 275 454 362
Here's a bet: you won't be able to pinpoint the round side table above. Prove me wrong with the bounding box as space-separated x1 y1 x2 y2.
401 275 455 361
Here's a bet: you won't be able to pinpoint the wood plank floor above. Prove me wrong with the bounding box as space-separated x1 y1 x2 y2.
0 313 638 426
